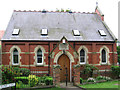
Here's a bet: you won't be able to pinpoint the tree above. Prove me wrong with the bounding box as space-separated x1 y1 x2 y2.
117 46 120 65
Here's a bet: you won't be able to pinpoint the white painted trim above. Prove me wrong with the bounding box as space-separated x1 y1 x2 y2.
34 45 46 66
9 46 22 66
78 46 89 64
99 45 110 65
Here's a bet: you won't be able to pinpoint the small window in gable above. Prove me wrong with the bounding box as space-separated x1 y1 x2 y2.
12 49 19 65
73 30 80 36
37 49 43 65
41 29 48 35
12 29 20 35
98 30 106 36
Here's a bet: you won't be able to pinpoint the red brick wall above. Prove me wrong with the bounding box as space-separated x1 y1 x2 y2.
2 41 117 76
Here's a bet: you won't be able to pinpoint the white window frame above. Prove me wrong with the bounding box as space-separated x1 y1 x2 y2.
98 30 106 36
12 29 20 35
34 45 45 66
36 49 43 65
41 29 48 35
73 30 80 36
80 49 86 64
12 49 19 65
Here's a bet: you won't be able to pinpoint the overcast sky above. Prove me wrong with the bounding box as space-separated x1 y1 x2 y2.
0 0 119 38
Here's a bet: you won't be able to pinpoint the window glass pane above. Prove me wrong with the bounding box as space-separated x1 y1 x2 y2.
37 55 42 58
13 49 19 64
73 30 80 36
80 49 85 56
37 58 42 63
98 30 106 36
13 55 18 63
102 49 106 62
12 29 20 35
80 57 85 62
37 49 42 64
41 29 48 35
80 49 85 63
37 49 42 55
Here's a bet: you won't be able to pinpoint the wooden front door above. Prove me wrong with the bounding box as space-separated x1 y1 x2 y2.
58 54 70 82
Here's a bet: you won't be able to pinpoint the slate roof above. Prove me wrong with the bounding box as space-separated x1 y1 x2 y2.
2 11 116 42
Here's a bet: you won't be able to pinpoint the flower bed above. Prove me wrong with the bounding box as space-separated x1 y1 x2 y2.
1 65 54 89
15 75 53 88
80 76 112 85
79 80 119 88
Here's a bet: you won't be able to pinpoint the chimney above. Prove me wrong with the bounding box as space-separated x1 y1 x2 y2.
95 2 104 21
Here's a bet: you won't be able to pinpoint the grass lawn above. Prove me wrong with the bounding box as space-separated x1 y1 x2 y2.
79 80 120 89
32 87 65 90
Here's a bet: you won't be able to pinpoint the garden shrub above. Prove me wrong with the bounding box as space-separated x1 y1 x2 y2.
105 76 112 81
13 67 21 77
15 77 28 84
36 75 53 85
96 76 105 80
80 78 83 84
16 81 23 88
111 66 120 78
2 66 31 85
45 76 53 85
81 64 98 78
96 76 112 81
40 75 47 83
87 77 96 82
28 75 38 87
2 65 15 84
16 80 30 88
20 68 30 76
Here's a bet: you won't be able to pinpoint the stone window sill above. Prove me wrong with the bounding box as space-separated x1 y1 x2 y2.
12 64 20 66
36 64 44 67
101 63 108 65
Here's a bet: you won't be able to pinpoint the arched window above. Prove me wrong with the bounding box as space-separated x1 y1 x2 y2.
13 48 19 65
37 49 43 65
101 49 107 63
80 49 86 64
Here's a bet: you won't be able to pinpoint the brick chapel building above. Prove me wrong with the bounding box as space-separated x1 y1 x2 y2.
2 6 117 82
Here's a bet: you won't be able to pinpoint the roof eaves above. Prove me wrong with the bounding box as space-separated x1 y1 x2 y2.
1 39 115 42
102 21 117 41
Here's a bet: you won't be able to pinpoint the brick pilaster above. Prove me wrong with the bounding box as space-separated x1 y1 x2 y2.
25 43 30 67
53 67 60 86
92 43 96 64
73 67 80 85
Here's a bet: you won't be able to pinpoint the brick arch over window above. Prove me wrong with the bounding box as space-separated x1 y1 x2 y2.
9 46 21 65
34 45 46 66
78 46 89 64
99 46 110 65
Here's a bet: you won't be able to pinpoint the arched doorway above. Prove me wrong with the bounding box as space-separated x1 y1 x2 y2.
58 54 70 82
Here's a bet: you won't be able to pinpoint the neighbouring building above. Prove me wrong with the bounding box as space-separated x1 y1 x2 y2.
0 30 4 45
2 6 117 83
0 30 4 64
